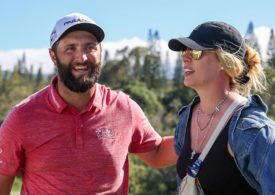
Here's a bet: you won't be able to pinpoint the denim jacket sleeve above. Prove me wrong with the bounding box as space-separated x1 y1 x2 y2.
228 95 275 195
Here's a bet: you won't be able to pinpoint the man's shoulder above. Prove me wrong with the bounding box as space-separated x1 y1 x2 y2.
1 86 50 128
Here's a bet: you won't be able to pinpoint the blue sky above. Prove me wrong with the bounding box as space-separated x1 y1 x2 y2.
1 0 275 50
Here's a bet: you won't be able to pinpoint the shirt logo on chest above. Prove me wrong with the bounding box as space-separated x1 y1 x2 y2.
95 128 115 139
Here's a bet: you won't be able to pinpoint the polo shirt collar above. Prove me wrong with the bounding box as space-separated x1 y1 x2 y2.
49 77 67 113
89 83 103 111
49 76 103 113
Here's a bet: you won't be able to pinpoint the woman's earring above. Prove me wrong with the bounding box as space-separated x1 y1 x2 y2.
220 66 224 70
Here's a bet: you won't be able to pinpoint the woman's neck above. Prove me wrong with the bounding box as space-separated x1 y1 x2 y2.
197 87 231 114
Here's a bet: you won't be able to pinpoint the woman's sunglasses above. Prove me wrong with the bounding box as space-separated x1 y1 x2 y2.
182 49 203 60
182 49 215 60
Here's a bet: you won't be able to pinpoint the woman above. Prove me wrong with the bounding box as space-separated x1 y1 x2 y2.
168 21 275 195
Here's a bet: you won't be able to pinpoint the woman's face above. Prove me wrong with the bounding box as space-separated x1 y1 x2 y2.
181 49 222 90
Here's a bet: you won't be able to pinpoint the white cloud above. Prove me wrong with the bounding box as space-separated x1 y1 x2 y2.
0 37 178 76
102 37 148 58
0 48 53 74
254 26 271 61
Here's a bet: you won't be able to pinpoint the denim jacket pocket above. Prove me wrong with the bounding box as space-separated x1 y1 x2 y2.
233 116 267 160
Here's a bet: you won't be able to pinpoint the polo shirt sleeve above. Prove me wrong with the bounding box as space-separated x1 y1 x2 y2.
0 109 23 176
128 98 162 153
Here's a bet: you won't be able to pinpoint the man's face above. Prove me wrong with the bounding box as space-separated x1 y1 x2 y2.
51 31 102 93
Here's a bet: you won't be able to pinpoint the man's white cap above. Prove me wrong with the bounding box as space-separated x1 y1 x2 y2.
50 12 105 47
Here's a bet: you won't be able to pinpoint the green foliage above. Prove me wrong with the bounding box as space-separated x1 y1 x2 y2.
0 66 50 122
129 47 149 79
141 53 167 90
121 80 163 115
11 177 22 194
173 54 184 87
260 67 275 119
129 155 177 195
267 54 275 68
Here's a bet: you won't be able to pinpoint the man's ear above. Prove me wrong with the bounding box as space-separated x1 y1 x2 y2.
49 48 57 66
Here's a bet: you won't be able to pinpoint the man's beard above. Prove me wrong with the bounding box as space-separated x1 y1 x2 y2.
55 55 101 93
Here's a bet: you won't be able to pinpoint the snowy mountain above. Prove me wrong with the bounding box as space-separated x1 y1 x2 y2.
0 26 272 76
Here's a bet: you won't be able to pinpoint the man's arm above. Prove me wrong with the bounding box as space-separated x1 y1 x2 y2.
0 174 15 195
134 136 178 168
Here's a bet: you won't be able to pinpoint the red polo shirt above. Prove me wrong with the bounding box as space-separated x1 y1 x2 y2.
0 77 162 194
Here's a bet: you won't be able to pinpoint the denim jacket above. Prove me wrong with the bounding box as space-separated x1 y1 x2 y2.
174 94 275 195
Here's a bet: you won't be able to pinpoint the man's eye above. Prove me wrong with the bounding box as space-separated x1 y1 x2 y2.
87 46 97 52
65 46 75 52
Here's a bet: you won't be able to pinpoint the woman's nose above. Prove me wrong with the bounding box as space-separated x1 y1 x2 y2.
181 53 191 64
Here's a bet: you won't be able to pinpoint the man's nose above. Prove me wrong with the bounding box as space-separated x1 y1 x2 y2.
75 50 88 63
75 49 97 63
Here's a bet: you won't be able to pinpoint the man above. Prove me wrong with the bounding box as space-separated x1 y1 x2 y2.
0 13 177 194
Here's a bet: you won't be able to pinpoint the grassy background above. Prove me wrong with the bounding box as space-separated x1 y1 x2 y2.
11 177 21 195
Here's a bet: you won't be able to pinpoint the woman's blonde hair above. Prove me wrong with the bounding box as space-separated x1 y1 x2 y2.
216 45 266 96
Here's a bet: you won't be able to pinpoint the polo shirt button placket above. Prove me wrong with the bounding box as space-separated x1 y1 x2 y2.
75 114 84 149
76 128 83 149
0 148 3 164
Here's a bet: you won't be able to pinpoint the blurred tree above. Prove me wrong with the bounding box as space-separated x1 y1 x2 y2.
36 66 43 82
121 80 162 116
266 29 275 65
261 67 275 120
0 66 49 121
141 52 167 90
267 54 275 68
128 47 148 79
173 53 183 87
129 154 176 195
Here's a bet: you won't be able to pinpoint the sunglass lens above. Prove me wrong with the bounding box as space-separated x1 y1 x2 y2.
191 50 202 60
183 49 202 60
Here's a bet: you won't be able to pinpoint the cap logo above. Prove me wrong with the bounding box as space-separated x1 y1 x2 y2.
63 18 89 26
